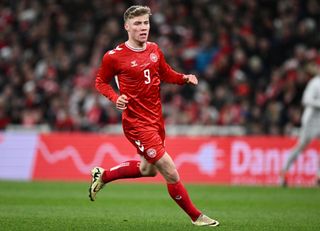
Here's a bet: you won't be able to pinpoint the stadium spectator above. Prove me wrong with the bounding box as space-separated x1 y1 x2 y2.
89 5 219 227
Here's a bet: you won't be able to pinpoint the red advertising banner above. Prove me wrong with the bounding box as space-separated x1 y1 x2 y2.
32 134 320 186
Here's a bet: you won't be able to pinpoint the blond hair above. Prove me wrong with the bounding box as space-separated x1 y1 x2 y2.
124 5 151 22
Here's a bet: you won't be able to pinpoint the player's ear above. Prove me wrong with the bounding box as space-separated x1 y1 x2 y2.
124 22 129 31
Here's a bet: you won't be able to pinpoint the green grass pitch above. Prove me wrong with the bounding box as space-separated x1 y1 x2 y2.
0 181 319 230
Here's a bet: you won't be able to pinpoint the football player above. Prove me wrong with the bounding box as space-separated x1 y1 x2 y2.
89 5 219 227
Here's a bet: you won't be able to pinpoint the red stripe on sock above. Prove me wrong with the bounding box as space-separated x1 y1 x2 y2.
102 161 142 183
167 181 201 221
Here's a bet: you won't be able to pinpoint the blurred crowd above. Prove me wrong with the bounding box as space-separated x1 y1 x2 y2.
0 0 319 134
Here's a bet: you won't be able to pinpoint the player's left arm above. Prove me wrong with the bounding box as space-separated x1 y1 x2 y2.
158 47 197 85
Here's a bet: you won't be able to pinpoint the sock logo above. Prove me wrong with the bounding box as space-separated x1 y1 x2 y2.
175 195 182 200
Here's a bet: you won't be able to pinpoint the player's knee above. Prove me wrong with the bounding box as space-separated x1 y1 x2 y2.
163 169 179 183
140 166 157 177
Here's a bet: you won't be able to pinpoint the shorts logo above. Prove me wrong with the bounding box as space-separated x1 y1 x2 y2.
135 140 144 152
150 53 158 62
146 148 157 158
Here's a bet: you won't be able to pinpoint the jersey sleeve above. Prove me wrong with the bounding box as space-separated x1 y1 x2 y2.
302 77 320 108
95 53 119 104
157 47 185 85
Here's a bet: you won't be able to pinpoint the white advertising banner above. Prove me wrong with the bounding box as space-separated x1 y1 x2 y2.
0 132 38 180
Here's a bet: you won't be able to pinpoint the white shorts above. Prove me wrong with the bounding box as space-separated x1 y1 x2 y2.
300 116 320 140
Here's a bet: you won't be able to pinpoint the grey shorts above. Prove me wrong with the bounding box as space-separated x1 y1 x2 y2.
300 116 320 140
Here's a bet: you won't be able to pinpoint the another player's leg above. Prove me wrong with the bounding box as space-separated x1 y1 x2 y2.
317 151 320 186
317 170 320 187
155 152 219 227
280 135 311 187
89 157 157 201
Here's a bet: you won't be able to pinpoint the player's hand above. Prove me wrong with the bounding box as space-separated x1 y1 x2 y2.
183 74 198 85
116 94 128 110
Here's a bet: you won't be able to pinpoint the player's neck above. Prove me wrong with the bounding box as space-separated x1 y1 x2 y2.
125 40 146 51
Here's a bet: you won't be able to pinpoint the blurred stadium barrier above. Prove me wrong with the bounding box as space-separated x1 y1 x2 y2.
1 131 319 186
6 124 301 136
6 124 247 136
101 124 246 136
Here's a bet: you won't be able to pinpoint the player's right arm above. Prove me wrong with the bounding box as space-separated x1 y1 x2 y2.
95 53 119 104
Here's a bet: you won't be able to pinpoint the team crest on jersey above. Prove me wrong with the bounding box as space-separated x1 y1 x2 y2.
146 148 157 158
150 53 158 62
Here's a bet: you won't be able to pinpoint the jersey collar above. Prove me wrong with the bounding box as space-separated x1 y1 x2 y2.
125 41 147 52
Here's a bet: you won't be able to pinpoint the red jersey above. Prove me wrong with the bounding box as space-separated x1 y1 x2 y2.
96 42 185 129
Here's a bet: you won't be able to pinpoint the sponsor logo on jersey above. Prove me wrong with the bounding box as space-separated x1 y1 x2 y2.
146 148 157 158
131 60 138 67
140 63 150 68
150 53 158 62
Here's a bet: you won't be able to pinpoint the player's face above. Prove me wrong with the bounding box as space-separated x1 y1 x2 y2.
125 14 150 46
